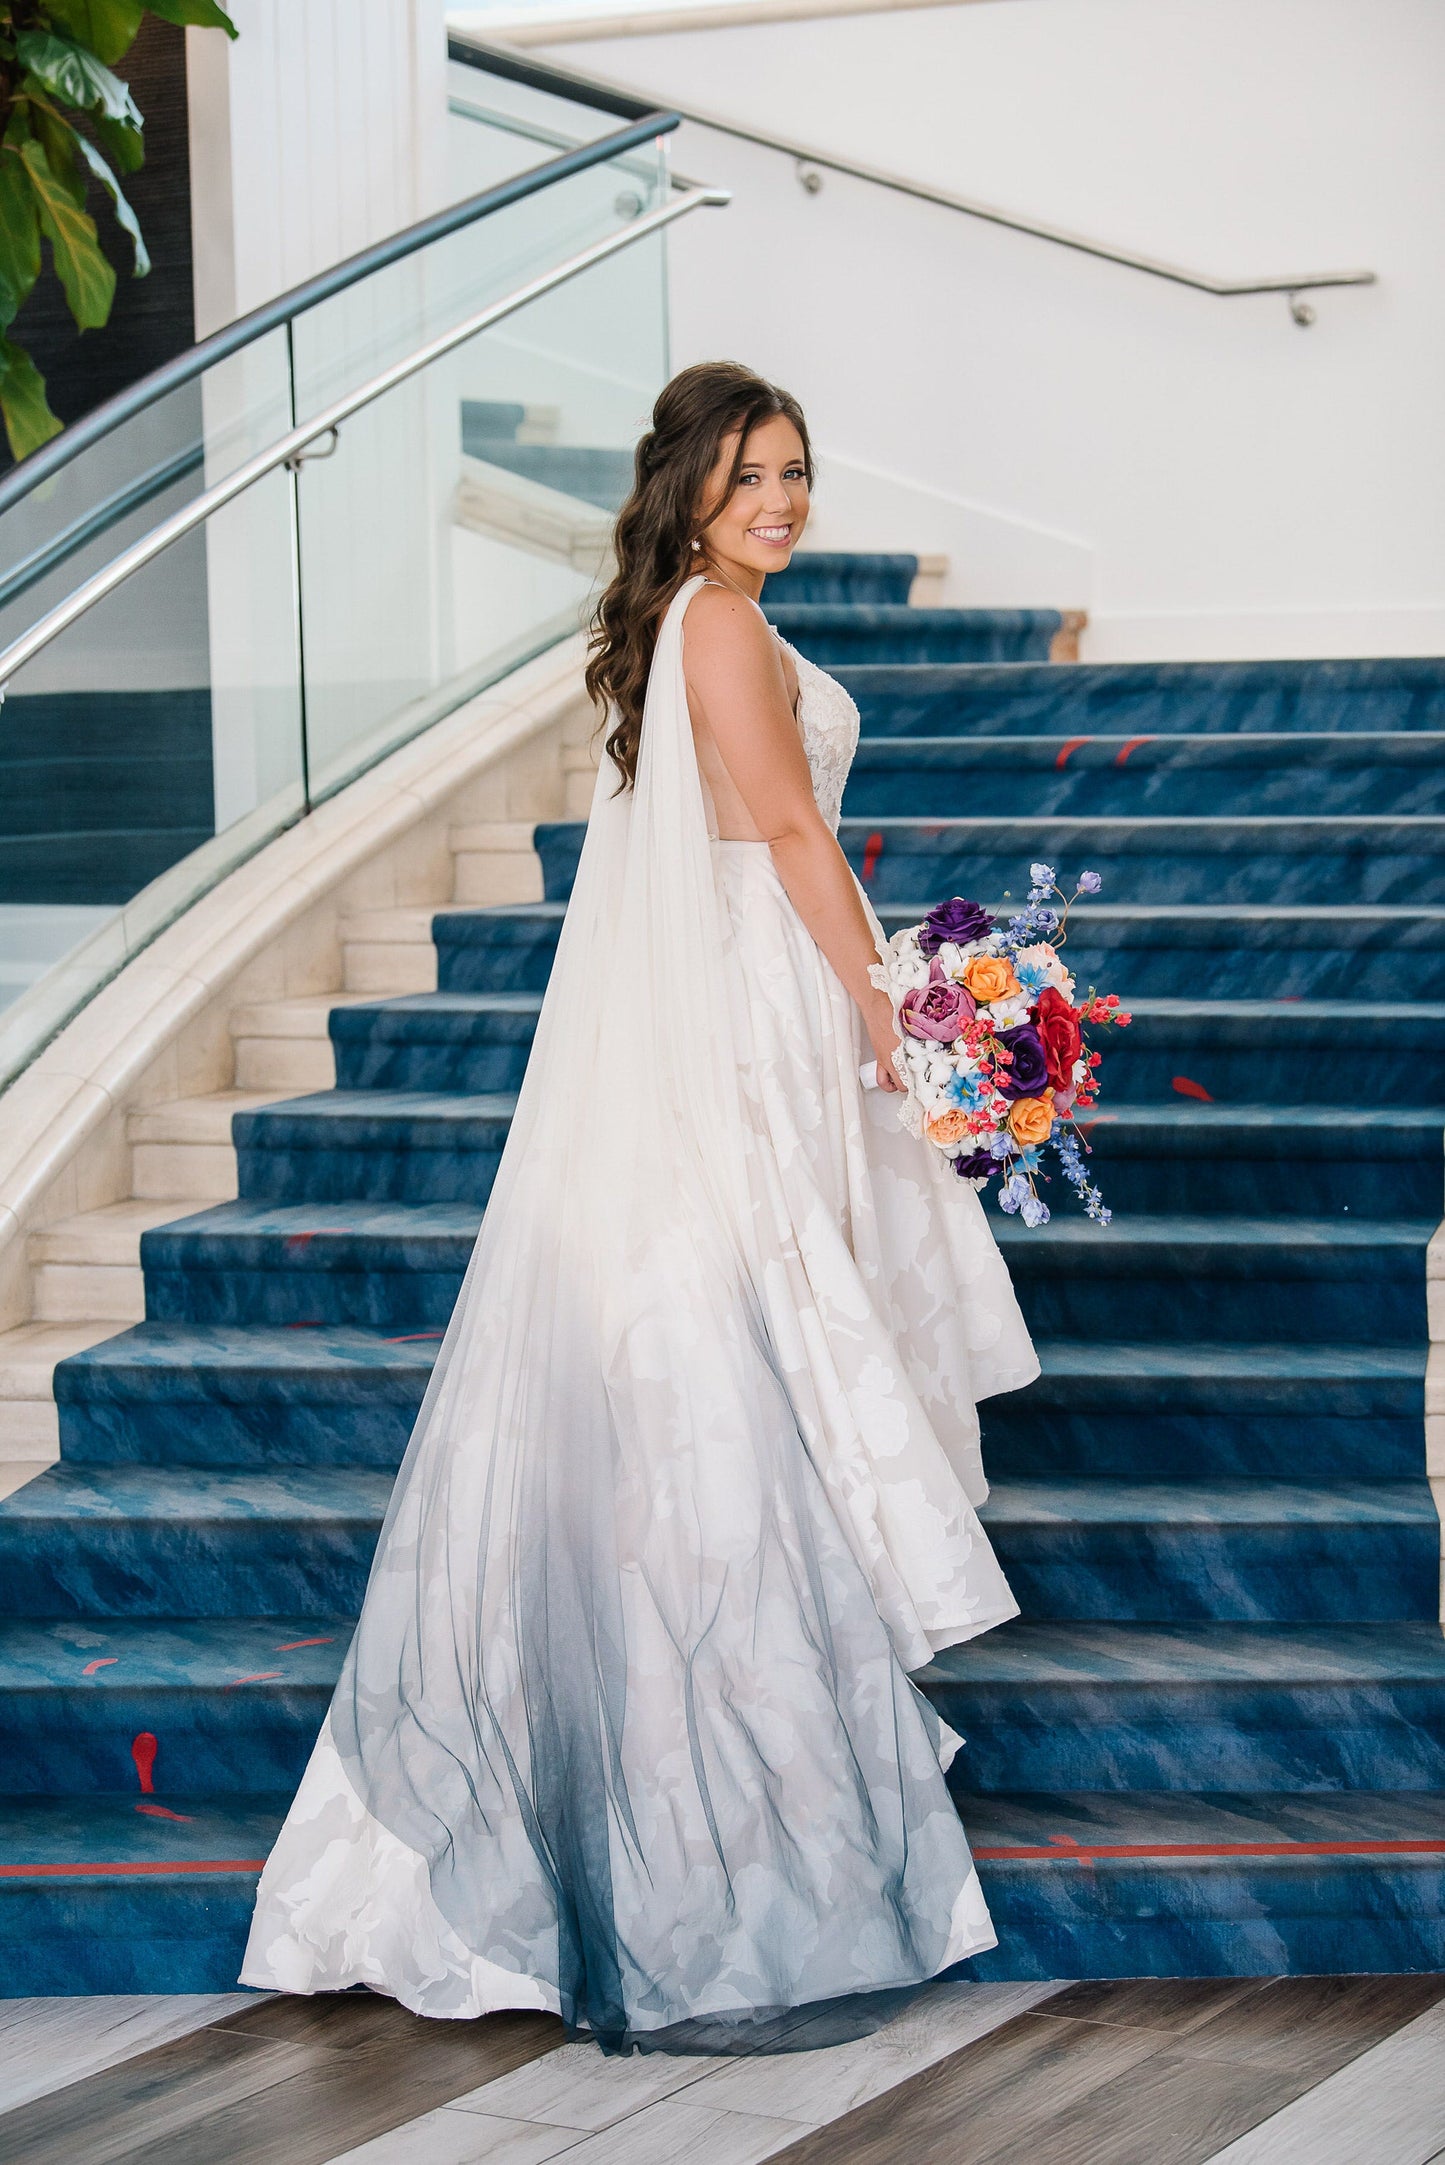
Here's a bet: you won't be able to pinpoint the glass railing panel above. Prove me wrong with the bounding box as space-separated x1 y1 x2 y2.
0 103 683 1085
0 327 295 641
286 124 669 431
294 226 667 805
0 457 303 1078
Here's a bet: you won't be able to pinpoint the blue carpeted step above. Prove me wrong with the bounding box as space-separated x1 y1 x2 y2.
765 604 1063 667
533 814 1445 907
0 1463 390 1618
925 1621 1445 1792
763 552 917 605
994 1213 1430 1347
0 1616 344 1791
331 998 539 1093
836 815 1445 907
842 733 1445 818
1079 999 1445 1106
1066 1104 1445 1217
982 1341 1426 1481
955 1789 1445 1980
457 432 633 511
140 1200 480 1328
0 1792 287 1995
841 658 1445 740
233 1088 516 1203
978 1479 1438 1624
431 900 1445 1004
982 903 1445 1002
56 1322 433 1466
433 901 566 994
6 1787 1442 1993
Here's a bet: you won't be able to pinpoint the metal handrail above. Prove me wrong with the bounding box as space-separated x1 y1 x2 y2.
0 109 680 525
0 183 728 693
451 32 1376 323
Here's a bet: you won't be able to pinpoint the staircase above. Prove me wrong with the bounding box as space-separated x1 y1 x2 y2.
2 552 1443 1992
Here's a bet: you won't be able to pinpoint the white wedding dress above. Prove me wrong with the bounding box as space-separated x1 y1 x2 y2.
242 575 1038 2049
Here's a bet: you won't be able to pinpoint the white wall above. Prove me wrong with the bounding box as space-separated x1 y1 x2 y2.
546 0 1445 657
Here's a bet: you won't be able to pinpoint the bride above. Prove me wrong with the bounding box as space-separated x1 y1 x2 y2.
242 360 1038 2051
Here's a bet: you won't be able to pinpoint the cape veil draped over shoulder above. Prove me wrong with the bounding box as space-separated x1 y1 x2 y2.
242 574 1035 2050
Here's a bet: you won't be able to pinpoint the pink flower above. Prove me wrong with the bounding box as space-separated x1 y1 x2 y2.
899 959 975 1043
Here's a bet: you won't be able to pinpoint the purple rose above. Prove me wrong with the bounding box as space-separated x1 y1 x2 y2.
952 1150 998 1181
994 1023 1050 1099
900 970 974 1042
919 896 995 956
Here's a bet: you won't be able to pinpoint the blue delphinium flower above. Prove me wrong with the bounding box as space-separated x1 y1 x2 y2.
997 1171 1031 1214
1076 870 1102 894
1020 1193 1050 1228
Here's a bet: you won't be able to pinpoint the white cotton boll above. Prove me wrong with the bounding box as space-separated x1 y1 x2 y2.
1072 1056 1089 1083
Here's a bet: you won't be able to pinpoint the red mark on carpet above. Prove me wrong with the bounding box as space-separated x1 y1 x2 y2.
383 1331 445 1344
1171 1076 1214 1102
1054 737 1090 771
225 1672 284 1689
81 1657 118 1676
282 1320 325 1329
274 1638 334 1651
1114 736 1156 767
861 831 884 884
135 1804 194 1823
131 1732 158 1794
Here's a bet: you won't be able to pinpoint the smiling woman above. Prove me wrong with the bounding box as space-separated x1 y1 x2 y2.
242 359 1038 2052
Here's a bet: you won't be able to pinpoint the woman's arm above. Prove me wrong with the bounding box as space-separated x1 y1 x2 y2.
684 586 902 1090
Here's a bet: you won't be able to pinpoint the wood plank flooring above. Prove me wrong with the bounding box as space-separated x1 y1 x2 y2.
0 1977 1441 2165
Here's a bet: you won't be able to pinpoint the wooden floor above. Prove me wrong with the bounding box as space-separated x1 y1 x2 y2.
1 1976 1444 2165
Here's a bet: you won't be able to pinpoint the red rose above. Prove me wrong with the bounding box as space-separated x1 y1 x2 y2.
1034 985 1083 1090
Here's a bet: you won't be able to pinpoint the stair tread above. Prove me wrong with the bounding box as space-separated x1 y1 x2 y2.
956 1787 1445 1853
237 1088 519 1129
980 1479 1436 1527
852 733 1445 765
996 1213 1433 1250
0 1461 395 1520
57 1320 439 1396
0 1613 348 1689
927 1619 1445 1686
0 1791 288 1875
4 1461 1426 1529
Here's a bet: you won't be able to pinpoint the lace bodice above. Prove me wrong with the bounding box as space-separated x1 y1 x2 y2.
785 639 861 832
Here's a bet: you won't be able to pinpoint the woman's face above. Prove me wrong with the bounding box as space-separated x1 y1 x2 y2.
696 413 810 589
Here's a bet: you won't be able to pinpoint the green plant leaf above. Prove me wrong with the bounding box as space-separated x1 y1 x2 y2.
0 149 42 330
93 108 145 174
142 0 239 37
0 335 64 460
72 130 148 275
27 100 89 209
15 30 144 125
21 136 116 329
43 1 147 69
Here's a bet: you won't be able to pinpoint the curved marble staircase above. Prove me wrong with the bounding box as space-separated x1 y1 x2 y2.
3 554 1443 1993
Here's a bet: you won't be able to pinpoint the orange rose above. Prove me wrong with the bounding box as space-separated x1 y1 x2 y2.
925 1107 972 1145
1007 1092 1055 1147
961 954 1021 1004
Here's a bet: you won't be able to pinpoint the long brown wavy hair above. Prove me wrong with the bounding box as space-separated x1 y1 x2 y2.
585 361 813 789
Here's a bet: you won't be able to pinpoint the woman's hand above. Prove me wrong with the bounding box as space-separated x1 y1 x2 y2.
865 992 904 1094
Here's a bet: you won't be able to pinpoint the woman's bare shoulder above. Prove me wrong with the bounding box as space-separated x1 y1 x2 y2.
683 583 776 676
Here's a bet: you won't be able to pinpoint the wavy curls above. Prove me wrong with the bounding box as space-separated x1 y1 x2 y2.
584 361 813 791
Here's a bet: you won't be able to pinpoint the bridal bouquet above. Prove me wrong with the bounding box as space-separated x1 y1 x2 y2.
869 863 1130 1227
